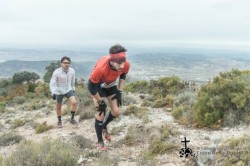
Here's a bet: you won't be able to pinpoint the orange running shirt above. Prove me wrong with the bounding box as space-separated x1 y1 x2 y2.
89 56 130 84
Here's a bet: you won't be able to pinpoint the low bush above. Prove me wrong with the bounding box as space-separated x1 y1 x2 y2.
71 135 94 149
4 138 80 166
0 132 23 146
123 125 145 145
12 96 26 105
35 122 53 134
194 69 250 127
152 95 173 108
172 91 196 125
12 119 26 128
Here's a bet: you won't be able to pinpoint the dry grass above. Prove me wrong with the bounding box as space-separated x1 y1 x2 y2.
0 132 23 146
123 125 146 145
3 138 80 166
35 121 54 134
215 135 250 165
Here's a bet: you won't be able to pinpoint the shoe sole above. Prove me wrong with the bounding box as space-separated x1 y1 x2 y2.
96 144 108 151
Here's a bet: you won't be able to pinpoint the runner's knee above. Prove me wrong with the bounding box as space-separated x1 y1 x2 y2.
111 108 120 117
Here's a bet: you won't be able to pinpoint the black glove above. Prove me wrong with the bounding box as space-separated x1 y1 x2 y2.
111 90 122 107
52 94 56 100
97 100 107 116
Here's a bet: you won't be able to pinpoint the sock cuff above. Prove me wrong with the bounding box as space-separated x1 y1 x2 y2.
95 119 103 123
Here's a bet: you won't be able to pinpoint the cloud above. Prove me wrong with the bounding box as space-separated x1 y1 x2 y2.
0 0 250 50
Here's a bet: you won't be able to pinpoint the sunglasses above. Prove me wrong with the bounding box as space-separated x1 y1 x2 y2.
62 62 70 64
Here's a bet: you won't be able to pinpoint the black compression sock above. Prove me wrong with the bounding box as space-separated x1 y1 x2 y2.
102 111 115 129
71 111 75 120
95 119 103 143
58 116 61 121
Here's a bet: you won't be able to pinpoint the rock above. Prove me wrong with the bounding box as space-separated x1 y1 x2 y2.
77 155 87 164
70 132 76 135
204 135 210 141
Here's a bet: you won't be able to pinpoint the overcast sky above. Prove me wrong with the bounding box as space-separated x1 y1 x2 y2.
0 0 250 50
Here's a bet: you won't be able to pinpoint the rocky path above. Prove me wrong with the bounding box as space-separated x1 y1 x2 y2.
0 105 249 166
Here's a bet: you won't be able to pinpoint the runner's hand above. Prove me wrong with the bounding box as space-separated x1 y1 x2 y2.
97 100 107 116
111 90 122 107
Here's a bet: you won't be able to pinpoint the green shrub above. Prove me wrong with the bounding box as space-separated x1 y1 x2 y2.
194 69 250 127
0 78 12 97
0 102 6 114
124 80 149 93
35 122 53 134
0 132 23 146
172 105 185 119
25 92 36 99
12 119 26 128
28 83 37 93
148 76 185 98
152 95 173 108
4 138 80 166
34 82 51 97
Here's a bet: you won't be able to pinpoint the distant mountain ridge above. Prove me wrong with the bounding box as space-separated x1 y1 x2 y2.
0 60 94 79
1 53 250 83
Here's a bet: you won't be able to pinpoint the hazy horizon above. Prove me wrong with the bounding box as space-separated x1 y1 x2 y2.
1 0 250 51
1 46 250 63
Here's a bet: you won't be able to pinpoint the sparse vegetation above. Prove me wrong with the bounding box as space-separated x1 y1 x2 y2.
139 124 179 163
123 105 149 119
12 119 26 128
124 80 148 93
71 135 94 149
3 138 80 166
122 93 138 106
0 155 3 166
0 132 23 146
123 125 145 145
152 95 174 108
125 76 186 109
110 126 124 135
78 105 96 121
215 135 250 165
0 102 6 114
35 122 53 134
12 96 26 105
172 91 196 125
141 100 153 107
0 67 250 165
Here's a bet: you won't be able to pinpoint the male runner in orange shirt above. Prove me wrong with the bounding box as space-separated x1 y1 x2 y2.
88 44 130 151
